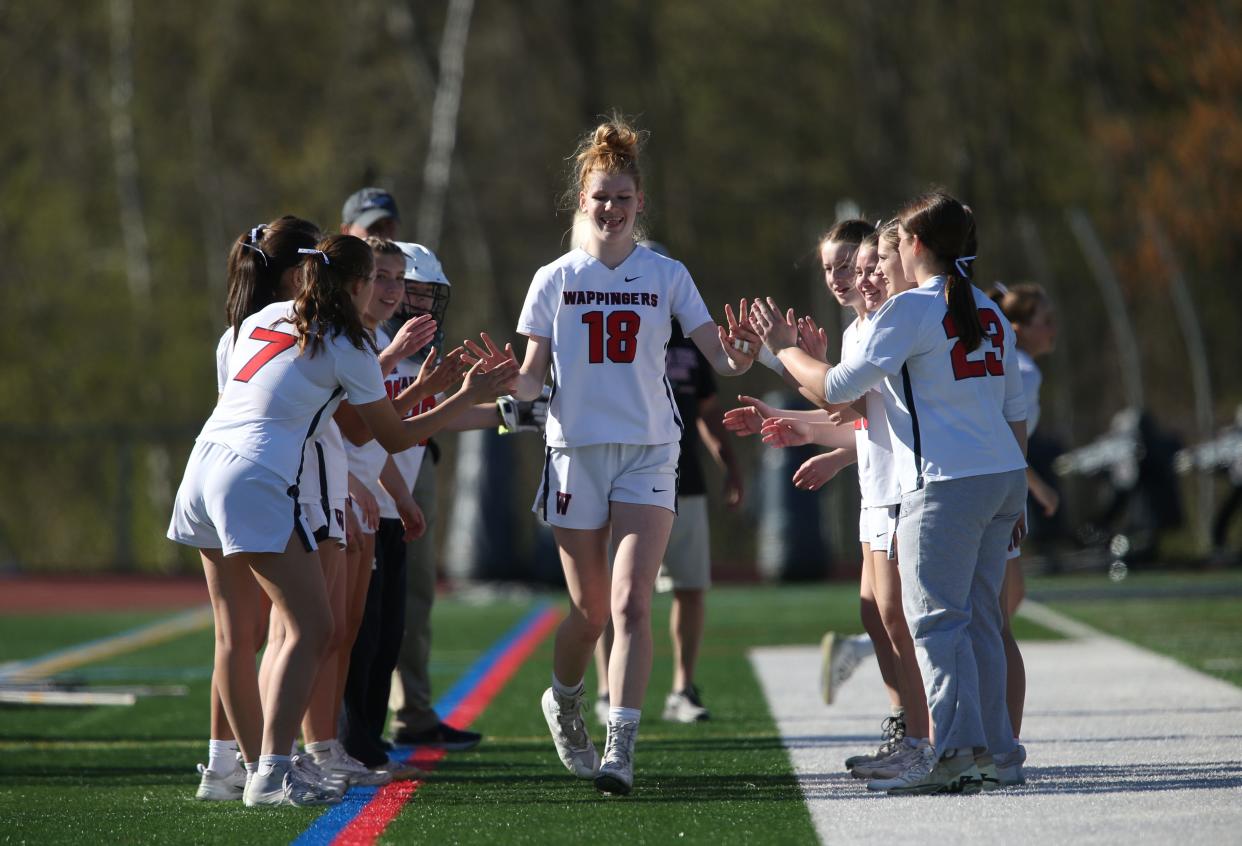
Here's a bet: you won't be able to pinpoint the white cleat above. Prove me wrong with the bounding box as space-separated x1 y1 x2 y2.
193 759 246 801
242 762 342 807
662 686 710 723
594 719 638 796
820 632 873 705
541 687 600 778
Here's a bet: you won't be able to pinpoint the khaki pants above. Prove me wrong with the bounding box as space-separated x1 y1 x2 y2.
389 454 440 734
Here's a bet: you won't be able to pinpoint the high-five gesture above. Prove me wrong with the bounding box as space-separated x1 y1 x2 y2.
719 298 761 371
749 297 799 354
461 331 518 373
461 356 519 403
797 315 829 363
386 314 438 361
760 417 815 448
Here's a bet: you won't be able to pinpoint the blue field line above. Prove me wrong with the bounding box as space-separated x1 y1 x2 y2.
291 602 554 846
0 606 212 682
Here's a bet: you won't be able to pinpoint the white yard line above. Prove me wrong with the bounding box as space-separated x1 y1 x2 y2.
751 609 1242 845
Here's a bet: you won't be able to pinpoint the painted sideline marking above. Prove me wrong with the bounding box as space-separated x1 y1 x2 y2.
0 606 212 682
293 603 561 846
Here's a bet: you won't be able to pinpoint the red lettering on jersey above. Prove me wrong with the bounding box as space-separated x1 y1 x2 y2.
555 492 572 515
582 310 641 363
853 418 868 430
234 328 297 383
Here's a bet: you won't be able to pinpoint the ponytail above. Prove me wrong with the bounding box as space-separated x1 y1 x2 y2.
945 274 983 352
287 234 376 357
224 215 321 340
898 191 983 350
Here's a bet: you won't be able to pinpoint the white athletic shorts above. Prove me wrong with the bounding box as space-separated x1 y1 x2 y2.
866 504 898 560
168 440 316 556
299 441 347 548
534 442 679 530
655 494 710 592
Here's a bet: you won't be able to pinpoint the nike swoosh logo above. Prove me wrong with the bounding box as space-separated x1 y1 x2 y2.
624 275 641 283
652 487 667 493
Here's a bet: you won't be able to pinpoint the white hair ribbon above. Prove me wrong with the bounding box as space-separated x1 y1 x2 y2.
298 247 330 265
954 255 976 277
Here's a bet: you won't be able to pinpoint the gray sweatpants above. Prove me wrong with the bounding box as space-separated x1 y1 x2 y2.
896 469 1026 755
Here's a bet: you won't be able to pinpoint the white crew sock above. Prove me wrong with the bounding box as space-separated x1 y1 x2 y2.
258 754 291 777
890 706 905 720
608 706 641 725
552 674 584 700
304 739 336 766
207 739 239 774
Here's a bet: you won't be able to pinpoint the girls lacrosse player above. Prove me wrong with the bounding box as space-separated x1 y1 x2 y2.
759 225 934 788
169 233 515 806
194 216 319 802
751 192 1028 795
505 117 757 795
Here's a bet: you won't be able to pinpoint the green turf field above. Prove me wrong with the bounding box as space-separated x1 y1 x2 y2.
4 575 1236 846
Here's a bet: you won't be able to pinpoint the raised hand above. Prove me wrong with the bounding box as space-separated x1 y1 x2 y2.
462 357 519 402
461 331 516 373
386 314 437 361
749 297 798 353
797 315 829 363
792 452 848 491
720 298 762 368
761 417 814 448
412 346 469 397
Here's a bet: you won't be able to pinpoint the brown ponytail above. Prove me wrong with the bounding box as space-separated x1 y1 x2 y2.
898 191 983 351
224 215 320 340
283 234 377 357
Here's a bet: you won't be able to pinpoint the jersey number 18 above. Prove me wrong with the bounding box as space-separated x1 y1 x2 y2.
582 310 640 363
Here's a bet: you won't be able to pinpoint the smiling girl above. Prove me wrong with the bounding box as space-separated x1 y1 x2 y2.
509 117 758 795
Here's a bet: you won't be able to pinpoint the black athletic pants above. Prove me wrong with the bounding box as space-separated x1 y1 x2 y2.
340 517 408 767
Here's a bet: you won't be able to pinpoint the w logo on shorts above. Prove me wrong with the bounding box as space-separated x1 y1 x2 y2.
555 492 572 515
334 508 345 530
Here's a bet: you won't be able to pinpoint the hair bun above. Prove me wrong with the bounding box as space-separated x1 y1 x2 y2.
592 122 640 160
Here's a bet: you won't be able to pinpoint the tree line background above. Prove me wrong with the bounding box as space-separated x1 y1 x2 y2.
2 0 1239 573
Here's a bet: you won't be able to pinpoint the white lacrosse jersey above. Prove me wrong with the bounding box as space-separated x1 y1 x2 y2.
844 318 902 509
1015 348 1042 435
197 301 386 486
847 277 1027 492
215 328 233 393
517 245 714 448
370 325 432 519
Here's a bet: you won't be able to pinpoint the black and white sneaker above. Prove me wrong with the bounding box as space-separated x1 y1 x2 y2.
662 685 710 723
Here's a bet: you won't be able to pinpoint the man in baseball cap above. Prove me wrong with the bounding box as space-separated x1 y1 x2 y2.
341 187 400 239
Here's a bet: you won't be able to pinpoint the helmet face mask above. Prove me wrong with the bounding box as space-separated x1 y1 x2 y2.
386 242 452 363
387 279 450 362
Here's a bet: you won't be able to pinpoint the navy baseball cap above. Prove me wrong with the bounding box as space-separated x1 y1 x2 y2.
342 187 399 229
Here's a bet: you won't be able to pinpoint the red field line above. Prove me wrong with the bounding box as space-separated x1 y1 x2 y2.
0 576 208 612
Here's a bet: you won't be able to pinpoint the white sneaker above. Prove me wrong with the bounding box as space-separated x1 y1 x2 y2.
844 714 906 771
193 759 246 801
319 740 392 788
542 687 600 778
821 632 873 705
242 763 342 807
594 719 638 795
662 685 710 723
853 741 918 780
994 744 1027 786
595 692 611 725
877 745 983 796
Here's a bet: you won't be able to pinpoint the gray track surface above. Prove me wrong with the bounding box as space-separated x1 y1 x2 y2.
750 603 1242 845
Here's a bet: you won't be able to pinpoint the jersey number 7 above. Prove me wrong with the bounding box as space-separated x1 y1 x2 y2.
235 328 297 382
942 309 1004 380
582 310 640 363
